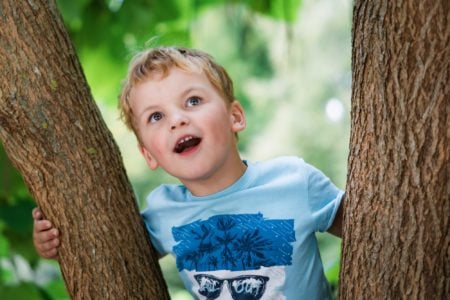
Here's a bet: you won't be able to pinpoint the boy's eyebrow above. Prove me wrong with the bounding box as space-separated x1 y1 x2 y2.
137 85 207 119
172 85 209 102
138 105 159 119
180 85 206 97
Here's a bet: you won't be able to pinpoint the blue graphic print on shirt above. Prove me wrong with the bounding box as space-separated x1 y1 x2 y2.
172 213 296 272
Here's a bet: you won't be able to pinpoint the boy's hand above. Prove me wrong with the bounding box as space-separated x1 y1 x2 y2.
32 208 60 259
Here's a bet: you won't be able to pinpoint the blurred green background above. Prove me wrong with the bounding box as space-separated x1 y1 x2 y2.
0 0 351 298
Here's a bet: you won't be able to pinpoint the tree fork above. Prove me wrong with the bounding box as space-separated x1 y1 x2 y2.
0 1 169 298
340 1 449 299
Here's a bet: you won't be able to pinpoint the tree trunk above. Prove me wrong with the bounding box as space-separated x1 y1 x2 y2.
340 1 448 299
0 1 169 299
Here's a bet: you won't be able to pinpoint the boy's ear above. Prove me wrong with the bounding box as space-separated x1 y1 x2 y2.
230 101 246 133
138 144 159 170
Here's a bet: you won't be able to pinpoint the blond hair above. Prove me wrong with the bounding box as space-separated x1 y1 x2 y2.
119 47 235 132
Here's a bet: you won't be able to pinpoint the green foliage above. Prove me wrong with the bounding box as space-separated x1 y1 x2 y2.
0 200 39 264
0 283 43 300
0 145 30 202
245 0 303 23
54 0 301 107
0 230 9 257
0 280 67 300
40 279 69 300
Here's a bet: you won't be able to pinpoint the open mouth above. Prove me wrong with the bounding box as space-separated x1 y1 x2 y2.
174 136 202 154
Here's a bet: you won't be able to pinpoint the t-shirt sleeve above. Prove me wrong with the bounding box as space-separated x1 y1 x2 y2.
306 163 344 232
141 209 166 256
140 187 169 257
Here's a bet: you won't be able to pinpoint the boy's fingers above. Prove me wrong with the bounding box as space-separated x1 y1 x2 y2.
32 207 43 220
32 208 60 260
34 227 59 243
32 208 40 220
37 237 60 252
41 248 58 259
34 220 52 232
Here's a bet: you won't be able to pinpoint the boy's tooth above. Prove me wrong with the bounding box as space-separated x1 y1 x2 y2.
179 136 193 145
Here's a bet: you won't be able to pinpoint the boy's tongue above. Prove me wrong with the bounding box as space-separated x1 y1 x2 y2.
174 137 201 153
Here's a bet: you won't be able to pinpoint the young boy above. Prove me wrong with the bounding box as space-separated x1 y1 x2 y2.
33 46 344 299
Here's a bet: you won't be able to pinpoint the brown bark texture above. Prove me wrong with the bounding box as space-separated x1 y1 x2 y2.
0 1 169 299
340 1 449 299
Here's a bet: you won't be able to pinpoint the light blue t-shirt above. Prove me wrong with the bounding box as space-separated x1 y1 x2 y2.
141 156 344 300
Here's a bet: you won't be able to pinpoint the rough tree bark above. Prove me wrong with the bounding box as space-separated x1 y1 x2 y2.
340 1 449 299
0 1 169 299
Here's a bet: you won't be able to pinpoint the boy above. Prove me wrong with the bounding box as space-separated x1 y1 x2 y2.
33 46 344 299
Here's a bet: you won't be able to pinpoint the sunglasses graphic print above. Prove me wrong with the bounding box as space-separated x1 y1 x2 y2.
194 274 270 300
172 213 295 298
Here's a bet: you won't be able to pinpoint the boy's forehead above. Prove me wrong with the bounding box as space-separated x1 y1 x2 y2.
145 67 210 89
130 67 211 101
141 65 203 83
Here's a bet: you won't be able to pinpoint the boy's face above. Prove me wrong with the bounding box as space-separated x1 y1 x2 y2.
129 67 246 188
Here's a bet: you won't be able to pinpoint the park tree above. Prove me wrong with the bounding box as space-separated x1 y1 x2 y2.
0 0 169 298
340 0 449 299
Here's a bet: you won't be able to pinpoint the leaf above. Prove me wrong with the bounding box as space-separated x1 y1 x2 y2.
0 144 31 203
0 231 10 257
42 279 70 300
0 200 40 263
0 282 42 300
246 0 303 23
325 255 340 285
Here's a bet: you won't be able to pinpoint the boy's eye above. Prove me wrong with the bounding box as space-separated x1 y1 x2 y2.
149 112 163 123
186 96 201 107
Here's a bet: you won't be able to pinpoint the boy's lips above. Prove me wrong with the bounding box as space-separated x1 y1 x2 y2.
174 135 202 154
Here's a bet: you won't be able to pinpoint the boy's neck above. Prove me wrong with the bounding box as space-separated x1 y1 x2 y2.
182 156 247 197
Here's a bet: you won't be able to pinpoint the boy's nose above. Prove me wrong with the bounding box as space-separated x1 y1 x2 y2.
170 114 189 130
